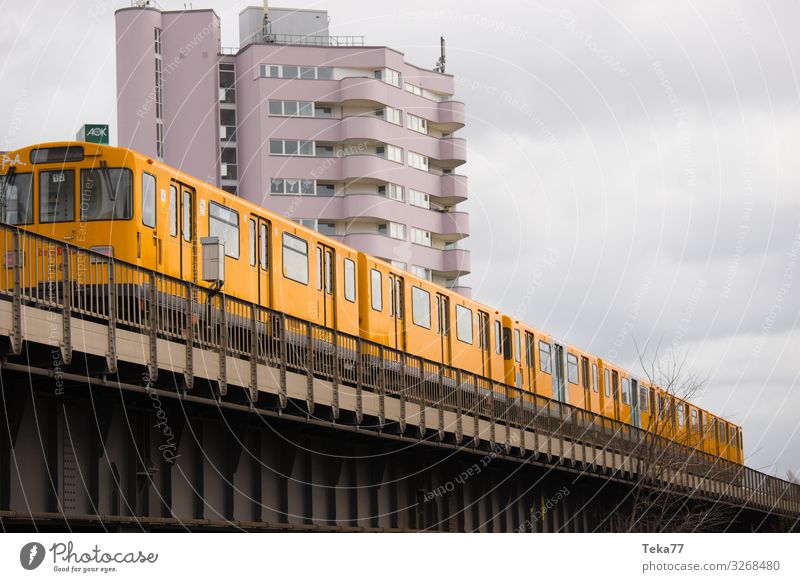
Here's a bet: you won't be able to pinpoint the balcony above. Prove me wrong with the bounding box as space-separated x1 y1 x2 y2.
439 137 467 164
437 100 465 129
439 173 468 204
336 233 471 277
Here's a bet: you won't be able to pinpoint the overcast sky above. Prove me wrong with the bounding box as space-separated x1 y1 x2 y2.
1 0 798 480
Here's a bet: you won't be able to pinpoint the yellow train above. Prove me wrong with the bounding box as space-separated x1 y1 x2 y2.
0 142 744 463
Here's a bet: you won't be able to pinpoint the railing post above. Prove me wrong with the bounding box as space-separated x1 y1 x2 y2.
249 304 258 403
217 293 227 397
305 323 314 414
147 272 158 382
417 357 426 438
355 337 363 424
437 366 445 442
9 230 22 356
331 330 340 420
455 369 463 444
488 382 496 450
472 374 479 447
60 243 72 366
278 312 287 408
106 258 117 374
184 282 194 391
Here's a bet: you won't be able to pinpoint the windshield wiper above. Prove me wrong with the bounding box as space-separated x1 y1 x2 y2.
98 160 117 203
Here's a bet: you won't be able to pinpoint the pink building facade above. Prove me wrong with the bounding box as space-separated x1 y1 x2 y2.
115 6 470 293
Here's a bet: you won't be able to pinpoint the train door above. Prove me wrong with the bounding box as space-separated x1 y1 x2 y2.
612 370 620 420
552 343 566 402
478 311 491 377
165 183 182 279
525 331 536 392
179 184 196 284
631 378 640 427
256 218 271 307
388 273 405 350
436 293 451 366
581 356 591 412
316 242 336 328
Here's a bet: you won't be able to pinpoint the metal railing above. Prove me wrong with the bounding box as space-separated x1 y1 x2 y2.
0 223 798 518
238 31 365 50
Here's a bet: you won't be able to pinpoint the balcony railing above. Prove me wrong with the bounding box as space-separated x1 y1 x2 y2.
237 31 366 51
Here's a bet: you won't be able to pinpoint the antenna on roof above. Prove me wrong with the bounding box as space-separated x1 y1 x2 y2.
434 36 446 73
262 0 274 43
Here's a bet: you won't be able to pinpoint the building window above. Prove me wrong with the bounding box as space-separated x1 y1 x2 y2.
409 227 431 247
405 82 423 96
408 151 429 171
269 140 315 156
411 286 431 328
378 182 404 201
268 100 315 117
282 232 309 284
260 64 333 80
271 178 316 195
407 113 428 134
294 218 336 236
220 108 236 143
376 106 401 125
219 62 235 104
539 341 552 374
208 202 240 259
408 189 430 209
374 68 401 87
220 147 237 180
410 265 431 280
378 222 405 240
377 144 403 163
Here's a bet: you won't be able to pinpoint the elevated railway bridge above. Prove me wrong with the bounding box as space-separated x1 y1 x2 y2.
0 227 798 532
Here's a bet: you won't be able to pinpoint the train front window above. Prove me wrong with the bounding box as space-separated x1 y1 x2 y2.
0 172 33 225
79 168 132 221
39 169 75 223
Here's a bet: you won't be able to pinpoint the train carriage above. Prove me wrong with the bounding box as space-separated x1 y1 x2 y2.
0 141 746 465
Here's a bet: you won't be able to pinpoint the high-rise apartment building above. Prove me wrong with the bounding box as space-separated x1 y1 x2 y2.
116 4 470 293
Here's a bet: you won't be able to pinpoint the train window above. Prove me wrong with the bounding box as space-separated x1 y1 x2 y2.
79 168 132 221
260 223 268 270
0 172 33 225
603 368 610 398
316 247 323 291
169 186 178 237
344 258 356 302
455 305 473 344
370 270 382 311
208 202 240 258
494 321 502 355
249 219 256 266
514 329 521 363
639 387 649 411
182 191 192 242
621 378 630 404
30 146 84 164
592 363 599 393
282 232 309 284
411 286 431 329
39 169 75 223
141 172 156 228
324 250 333 293
677 404 685 427
566 354 578 384
538 341 552 374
